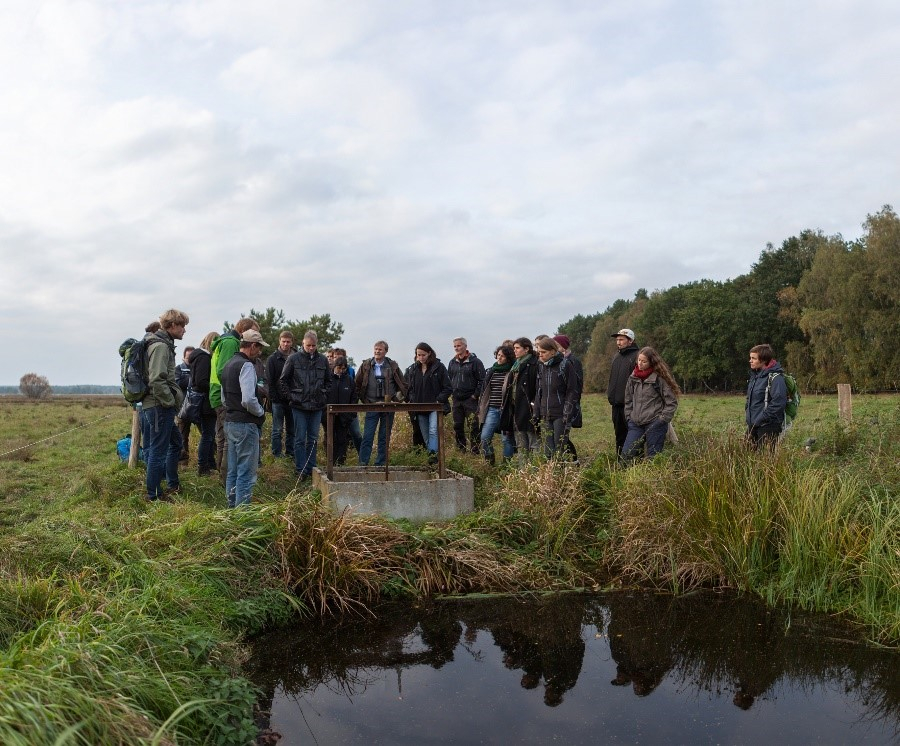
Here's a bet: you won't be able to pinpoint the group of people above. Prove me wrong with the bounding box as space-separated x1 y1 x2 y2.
137 310 790 507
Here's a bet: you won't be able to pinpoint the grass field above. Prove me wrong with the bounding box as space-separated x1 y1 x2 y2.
0 392 898 743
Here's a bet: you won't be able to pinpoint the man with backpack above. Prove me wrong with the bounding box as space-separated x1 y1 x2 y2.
142 309 190 501
745 344 787 450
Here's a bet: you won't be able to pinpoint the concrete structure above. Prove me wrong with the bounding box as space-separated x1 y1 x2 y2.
312 466 474 521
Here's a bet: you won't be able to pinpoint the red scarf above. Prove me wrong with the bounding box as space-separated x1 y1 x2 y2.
632 365 654 380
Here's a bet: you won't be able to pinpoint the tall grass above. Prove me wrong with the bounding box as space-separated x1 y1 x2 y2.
607 432 900 641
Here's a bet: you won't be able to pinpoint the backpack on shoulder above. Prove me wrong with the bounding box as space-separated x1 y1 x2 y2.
119 337 159 404
766 371 801 427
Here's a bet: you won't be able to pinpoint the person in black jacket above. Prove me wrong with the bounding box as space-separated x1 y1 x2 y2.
327 356 356 465
607 329 639 456
189 333 219 476
503 337 540 462
279 330 330 478
176 346 195 462
265 331 296 459
406 342 452 457
448 337 486 453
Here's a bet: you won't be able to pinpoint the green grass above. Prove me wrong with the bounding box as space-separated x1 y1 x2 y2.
0 393 898 743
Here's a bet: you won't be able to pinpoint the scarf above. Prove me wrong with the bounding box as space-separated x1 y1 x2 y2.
491 361 512 373
632 365 654 380
511 353 532 372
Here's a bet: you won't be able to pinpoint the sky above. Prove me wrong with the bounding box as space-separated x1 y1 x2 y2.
2 0 899 385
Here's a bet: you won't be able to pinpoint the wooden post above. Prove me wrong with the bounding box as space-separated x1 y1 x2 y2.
837 384 852 422
128 408 141 468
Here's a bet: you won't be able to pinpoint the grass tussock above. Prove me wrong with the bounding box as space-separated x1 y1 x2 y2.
606 432 900 641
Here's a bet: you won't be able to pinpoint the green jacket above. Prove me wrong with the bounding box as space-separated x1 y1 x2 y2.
209 331 240 409
143 331 182 411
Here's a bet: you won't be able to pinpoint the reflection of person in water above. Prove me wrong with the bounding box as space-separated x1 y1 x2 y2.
490 595 585 707
606 592 675 697
418 609 463 669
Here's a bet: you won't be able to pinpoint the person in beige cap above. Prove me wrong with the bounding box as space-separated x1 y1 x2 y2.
220 329 269 507
607 328 639 455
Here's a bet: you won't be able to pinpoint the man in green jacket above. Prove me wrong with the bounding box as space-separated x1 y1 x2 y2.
142 308 189 502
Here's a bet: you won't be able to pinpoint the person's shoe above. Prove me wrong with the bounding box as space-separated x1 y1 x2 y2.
163 485 181 497
198 468 212 477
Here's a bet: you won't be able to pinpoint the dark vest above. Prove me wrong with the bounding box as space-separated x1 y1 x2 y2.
222 352 265 426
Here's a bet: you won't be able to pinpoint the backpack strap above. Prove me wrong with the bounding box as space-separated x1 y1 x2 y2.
764 371 781 410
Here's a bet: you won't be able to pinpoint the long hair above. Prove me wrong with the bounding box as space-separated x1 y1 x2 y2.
416 342 436 366
639 346 681 397
199 331 219 351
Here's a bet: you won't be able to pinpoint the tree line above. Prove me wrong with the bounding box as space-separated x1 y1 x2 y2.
559 205 900 394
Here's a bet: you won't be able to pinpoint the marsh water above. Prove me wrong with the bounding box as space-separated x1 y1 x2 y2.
246 591 899 744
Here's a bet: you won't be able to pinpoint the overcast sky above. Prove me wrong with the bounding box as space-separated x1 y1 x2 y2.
2 1 898 385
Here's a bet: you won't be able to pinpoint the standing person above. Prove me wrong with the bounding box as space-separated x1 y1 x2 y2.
534 338 579 459
607 329 639 456
478 344 515 464
622 347 679 461
331 347 362 454
355 340 407 466
279 330 330 479
405 342 452 460
189 332 219 476
142 309 189 502
553 335 583 463
265 331 296 460
221 330 268 507
448 337 485 453
504 337 540 461
405 353 426 449
175 346 195 462
745 344 787 450
327 356 356 466
210 318 260 481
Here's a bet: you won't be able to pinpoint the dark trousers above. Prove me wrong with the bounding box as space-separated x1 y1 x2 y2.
611 404 628 455
452 397 481 452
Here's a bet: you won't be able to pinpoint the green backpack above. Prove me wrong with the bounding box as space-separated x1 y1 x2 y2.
766 371 800 424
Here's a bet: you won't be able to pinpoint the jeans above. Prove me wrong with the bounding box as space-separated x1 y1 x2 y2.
197 412 217 471
224 420 260 507
417 411 439 453
480 406 514 460
514 429 541 463
292 408 323 476
349 416 362 452
622 418 669 461
541 417 569 458
359 411 395 466
141 406 182 498
271 402 294 457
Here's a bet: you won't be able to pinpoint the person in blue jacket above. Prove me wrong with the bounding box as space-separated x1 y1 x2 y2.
745 344 787 449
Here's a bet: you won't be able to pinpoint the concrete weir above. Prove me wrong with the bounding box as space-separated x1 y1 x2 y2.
312 466 474 521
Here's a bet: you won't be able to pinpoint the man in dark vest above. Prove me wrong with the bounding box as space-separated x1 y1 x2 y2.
607 328 639 456
355 340 408 466
221 330 268 507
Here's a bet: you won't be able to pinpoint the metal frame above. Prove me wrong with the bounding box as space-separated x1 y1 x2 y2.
324 402 446 480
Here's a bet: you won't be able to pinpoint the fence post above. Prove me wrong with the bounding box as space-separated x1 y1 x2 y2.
837 384 852 422
128 408 141 468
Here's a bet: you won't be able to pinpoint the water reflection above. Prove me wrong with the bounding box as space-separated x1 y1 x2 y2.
247 591 900 744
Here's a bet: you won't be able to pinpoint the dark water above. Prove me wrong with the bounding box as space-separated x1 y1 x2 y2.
246 591 900 745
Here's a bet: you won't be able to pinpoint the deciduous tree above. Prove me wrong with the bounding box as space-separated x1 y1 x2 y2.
19 373 52 399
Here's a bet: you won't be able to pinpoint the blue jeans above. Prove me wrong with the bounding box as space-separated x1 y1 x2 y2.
271 402 294 457
225 421 260 507
349 415 362 452
622 418 669 461
359 411 394 466
292 408 323 476
141 406 182 498
480 406 514 460
417 412 439 453
197 412 217 471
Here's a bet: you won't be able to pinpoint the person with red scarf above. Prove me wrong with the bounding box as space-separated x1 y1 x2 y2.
622 347 679 461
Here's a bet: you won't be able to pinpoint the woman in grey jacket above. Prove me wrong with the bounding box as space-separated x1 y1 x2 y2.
622 347 679 461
